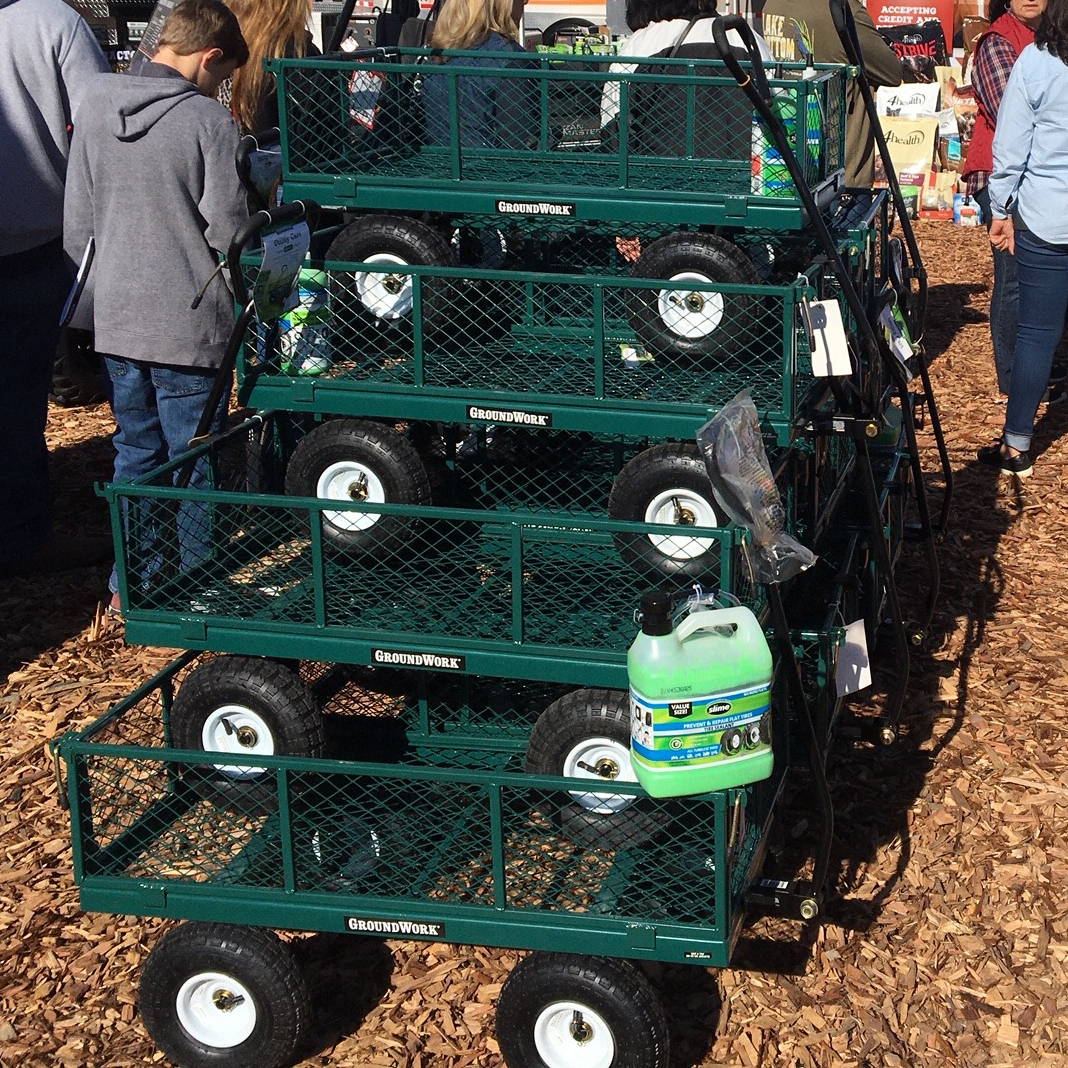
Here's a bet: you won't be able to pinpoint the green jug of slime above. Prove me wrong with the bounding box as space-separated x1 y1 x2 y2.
628 591 774 797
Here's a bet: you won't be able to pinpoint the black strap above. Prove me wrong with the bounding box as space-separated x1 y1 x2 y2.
668 15 708 59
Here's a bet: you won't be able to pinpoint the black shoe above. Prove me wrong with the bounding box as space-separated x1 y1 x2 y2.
976 440 1033 477
1044 382 1068 405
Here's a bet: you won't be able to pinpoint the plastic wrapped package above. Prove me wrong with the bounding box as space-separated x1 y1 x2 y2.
695 390 816 584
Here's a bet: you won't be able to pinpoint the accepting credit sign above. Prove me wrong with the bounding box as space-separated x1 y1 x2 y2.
865 0 955 57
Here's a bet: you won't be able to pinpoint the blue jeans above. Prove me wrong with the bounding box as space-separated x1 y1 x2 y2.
1004 229 1068 452
104 357 229 595
975 186 1017 394
0 240 70 565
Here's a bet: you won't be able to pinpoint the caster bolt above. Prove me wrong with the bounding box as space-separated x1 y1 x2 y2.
799 898 819 920
880 726 897 746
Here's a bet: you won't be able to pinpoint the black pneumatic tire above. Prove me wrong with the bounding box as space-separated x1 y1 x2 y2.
172 656 323 812
629 232 761 359
140 922 311 1068
525 688 658 850
608 441 728 579
284 418 431 554
497 953 670 1068
324 215 454 343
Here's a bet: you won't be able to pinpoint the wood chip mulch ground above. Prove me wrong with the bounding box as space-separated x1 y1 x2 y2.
1 222 1066 1067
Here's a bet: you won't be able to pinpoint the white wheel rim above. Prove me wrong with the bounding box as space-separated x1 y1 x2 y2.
562 736 638 815
201 704 274 780
316 459 385 532
533 1000 615 1068
643 487 720 561
656 271 725 339
175 971 257 1049
354 252 413 320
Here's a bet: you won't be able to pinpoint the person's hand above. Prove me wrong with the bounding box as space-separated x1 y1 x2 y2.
990 216 1015 256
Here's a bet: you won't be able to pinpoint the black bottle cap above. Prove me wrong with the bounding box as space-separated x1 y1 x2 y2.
639 590 673 636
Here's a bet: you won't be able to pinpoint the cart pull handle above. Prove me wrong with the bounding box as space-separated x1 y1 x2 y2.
711 15 772 106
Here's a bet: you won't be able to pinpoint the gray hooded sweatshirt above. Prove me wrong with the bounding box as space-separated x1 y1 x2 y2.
0 0 108 255
64 64 247 368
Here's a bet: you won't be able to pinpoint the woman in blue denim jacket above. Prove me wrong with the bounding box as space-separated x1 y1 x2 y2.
982 0 1068 477
422 0 535 149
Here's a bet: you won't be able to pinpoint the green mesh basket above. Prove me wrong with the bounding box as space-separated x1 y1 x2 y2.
273 50 849 230
53 654 787 968
102 417 765 689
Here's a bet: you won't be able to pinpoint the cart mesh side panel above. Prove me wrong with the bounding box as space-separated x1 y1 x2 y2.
105 420 760 678
60 678 759 933
275 52 848 225
240 260 818 436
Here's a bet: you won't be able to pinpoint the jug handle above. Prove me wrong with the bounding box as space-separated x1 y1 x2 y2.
675 606 758 643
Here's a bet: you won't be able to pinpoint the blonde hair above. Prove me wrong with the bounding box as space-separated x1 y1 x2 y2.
227 0 311 132
429 0 520 51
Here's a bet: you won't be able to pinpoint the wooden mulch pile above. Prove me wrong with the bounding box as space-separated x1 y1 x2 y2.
1 222 1067 1067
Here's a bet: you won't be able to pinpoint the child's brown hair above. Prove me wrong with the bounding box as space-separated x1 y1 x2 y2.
157 0 250 65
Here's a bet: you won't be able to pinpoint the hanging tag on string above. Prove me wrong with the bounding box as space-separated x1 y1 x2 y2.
800 298 852 377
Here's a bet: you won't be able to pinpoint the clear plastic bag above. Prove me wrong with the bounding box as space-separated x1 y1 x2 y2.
696 389 816 584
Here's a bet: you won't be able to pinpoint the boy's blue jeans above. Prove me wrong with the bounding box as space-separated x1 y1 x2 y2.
1004 229 1068 452
103 357 229 596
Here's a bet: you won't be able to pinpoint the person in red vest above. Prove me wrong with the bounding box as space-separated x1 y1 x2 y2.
962 0 1050 401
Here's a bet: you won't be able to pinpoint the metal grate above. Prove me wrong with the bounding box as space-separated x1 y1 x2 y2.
274 52 848 227
103 419 760 684
240 254 824 439
58 672 763 938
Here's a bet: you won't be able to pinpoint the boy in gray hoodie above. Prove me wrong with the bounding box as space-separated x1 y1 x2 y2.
64 0 249 614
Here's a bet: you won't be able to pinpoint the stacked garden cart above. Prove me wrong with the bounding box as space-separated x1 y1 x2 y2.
53 7 951 1066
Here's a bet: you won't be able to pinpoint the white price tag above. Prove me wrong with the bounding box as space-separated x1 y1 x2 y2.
835 619 872 697
251 221 311 320
801 298 853 378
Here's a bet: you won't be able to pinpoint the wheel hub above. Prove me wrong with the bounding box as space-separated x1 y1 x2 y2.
644 487 720 561
563 736 638 815
347 473 369 501
533 1000 615 1068
212 989 246 1012
657 270 725 339
383 274 405 295
235 725 258 749
202 704 275 781
577 757 619 780
317 460 386 533
175 971 257 1049
569 1010 593 1043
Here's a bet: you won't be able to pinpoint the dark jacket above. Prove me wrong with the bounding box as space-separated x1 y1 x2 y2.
422 33 535 148
0 0 108 255
762 0 902 186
